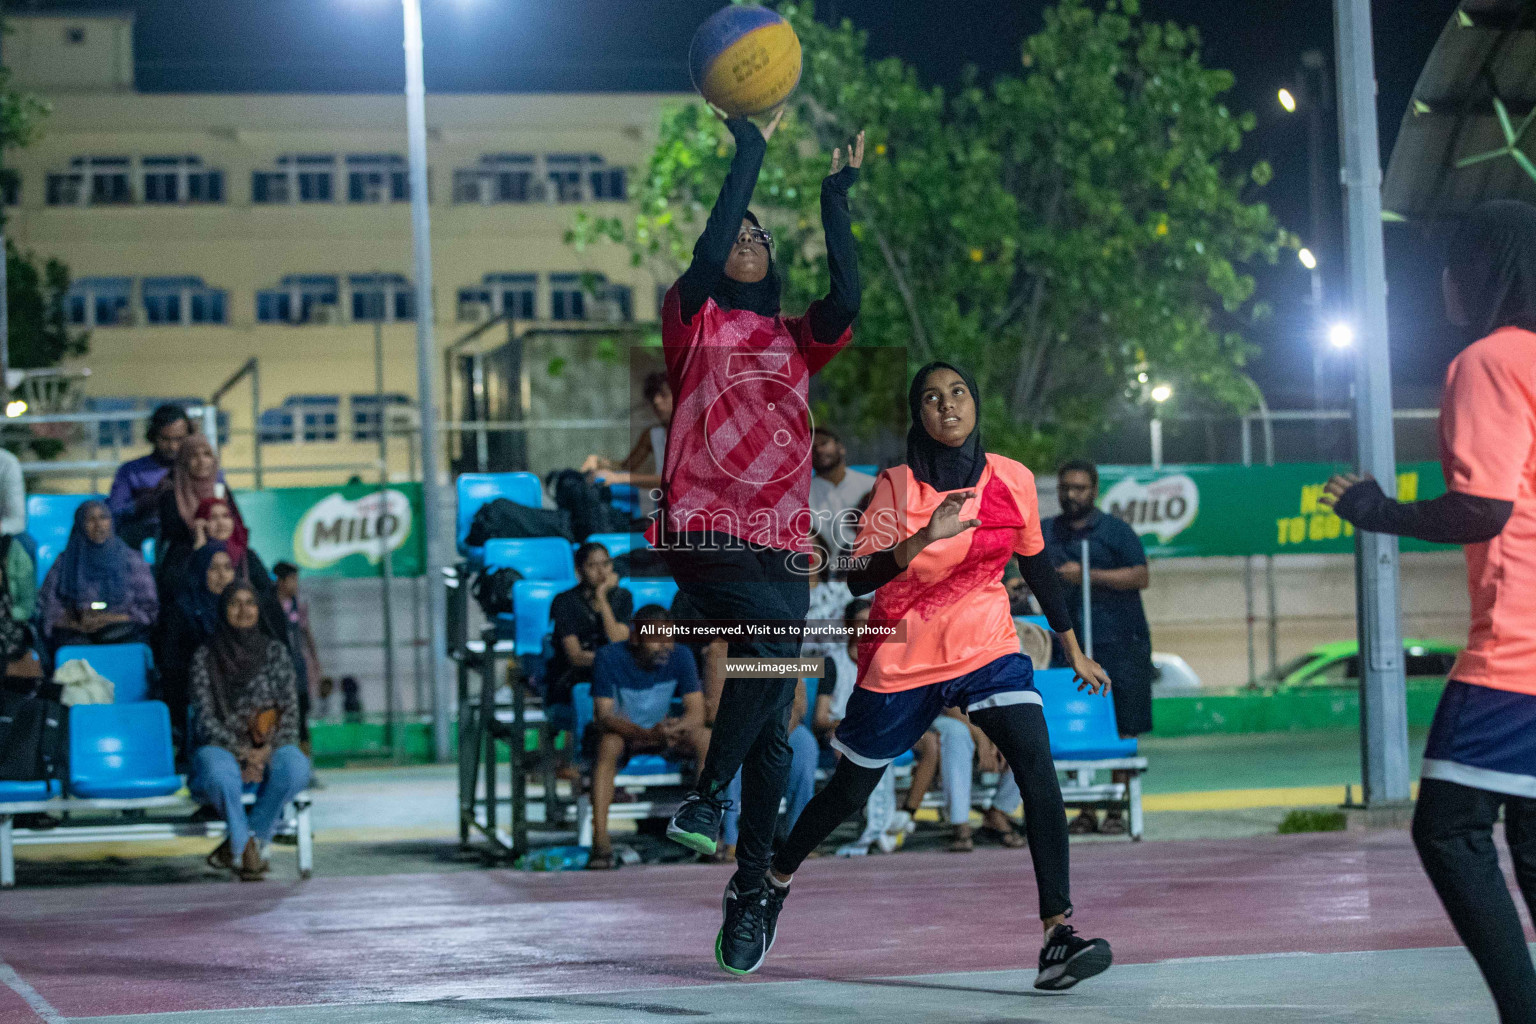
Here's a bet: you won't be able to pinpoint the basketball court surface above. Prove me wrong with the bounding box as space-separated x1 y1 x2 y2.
1 827 1518 1023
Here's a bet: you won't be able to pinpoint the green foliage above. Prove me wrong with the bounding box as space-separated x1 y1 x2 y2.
6 241 87 370
568 0 1283 464
1277 808 1347 834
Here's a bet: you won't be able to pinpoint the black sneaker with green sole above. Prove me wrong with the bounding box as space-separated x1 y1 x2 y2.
715 878 788 976
666 790 729 855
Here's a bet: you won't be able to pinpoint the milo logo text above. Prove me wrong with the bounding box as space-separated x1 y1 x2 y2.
1102 473 1200 543
294 490 413 570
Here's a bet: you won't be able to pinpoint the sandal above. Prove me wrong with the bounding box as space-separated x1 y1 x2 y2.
1098 814 1129 836
1068 812 1099 835
978 819 1027 849
948 824 974 853
206 838 234 871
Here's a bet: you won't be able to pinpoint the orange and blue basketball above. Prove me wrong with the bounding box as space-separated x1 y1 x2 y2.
688 5 802 118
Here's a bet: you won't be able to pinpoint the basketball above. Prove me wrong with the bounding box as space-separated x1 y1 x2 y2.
688 5 802 118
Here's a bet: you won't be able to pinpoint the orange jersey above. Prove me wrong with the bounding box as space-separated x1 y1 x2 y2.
1441 327 1536 696
853 454 1045 693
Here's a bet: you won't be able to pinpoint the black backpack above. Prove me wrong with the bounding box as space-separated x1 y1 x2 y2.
471 566 523 618
0 682 67 787
465 497 573 546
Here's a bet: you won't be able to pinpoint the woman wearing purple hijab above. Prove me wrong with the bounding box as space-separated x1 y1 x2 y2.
39 500 157 652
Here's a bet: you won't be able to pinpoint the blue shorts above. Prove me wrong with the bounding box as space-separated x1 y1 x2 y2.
1423 680 1536 798
832 654 1040 769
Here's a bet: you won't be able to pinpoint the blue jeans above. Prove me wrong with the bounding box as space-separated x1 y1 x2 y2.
190 745 310 852
722 724 818 846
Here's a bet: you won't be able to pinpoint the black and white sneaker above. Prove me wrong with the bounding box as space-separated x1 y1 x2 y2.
667 789 730 856
1034 924 1112 990
715 878 788 976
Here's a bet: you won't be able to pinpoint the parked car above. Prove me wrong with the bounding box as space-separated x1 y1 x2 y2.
1151 652 1202 694
1254 639 1461 690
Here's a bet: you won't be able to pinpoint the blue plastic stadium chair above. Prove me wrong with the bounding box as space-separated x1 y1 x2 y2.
891 748 916 768
849 464 879 478
580 532 649 560
604 482 641 517
483 537 576 585
570 682 679 776
498 579 564 657
53 642 154 704
27 494 102 584
68 701 182 799
1016 615 1050 632
0 779 60 802
619 576 679 612
455 472 544 561
1034 667 1138 761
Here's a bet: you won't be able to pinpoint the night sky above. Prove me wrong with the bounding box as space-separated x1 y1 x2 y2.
26 0 1466 406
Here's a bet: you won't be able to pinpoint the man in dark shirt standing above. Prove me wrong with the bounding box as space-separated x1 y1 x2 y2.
547 542 634 773
1045 459 1153 835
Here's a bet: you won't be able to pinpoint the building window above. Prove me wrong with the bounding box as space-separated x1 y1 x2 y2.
65 277 133 327
452 154 538 204
47 157 131 206
142 156 223 204
349 274 415 322
253 155 336 204
2 172 20 206
346 154 408 203
258 407 295 444
142 276 227 325
351 393 413 442
590 165 627 201
545 154 586 203
84 397 137 447
549 274 587 321
256 275 340 325
549 274 632 322
294 395 340 442
457 273 537 321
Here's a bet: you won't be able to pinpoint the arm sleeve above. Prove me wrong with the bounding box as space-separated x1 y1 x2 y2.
190 648 243 753
1109 518 1148 568
0 455 23 537
590 647 618 701
8 544 35 622
847 548 900 597
124 557 159 627
1440 343 1536 501
107 466 134 518
269 645 301 751
674 118 768 324
549 593 579 642
1332 480 1513 545
1017 550 1075 634
806 167 861 346
846 471 907 596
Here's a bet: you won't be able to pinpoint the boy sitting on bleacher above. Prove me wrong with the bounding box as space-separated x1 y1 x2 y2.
588 604 708 869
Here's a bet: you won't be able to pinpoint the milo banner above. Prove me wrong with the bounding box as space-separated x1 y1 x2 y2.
234 483 425 578
1095 462 1450 559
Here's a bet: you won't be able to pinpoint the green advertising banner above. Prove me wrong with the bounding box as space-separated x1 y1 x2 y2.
1094 462 1450 559
234 483 425 578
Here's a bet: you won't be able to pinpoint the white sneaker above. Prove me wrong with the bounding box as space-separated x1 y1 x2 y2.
835 841 871 857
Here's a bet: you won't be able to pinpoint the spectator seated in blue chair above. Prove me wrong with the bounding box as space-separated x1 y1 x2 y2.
39 500 157 655
188 582 310 882
546 541 633 780
587 604 708 870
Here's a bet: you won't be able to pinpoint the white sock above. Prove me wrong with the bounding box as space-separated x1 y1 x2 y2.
768 872 791 891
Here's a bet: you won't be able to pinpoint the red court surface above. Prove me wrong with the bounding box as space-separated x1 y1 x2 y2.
0 829 1513 1022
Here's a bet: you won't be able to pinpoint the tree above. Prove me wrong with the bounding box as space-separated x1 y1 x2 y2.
569 0 1284 464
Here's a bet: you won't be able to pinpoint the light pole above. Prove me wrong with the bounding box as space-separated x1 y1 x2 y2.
400 0 451 762
1148 383 1172 469
1334 0 1410 809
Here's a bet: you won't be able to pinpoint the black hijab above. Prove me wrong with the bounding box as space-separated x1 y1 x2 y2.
204 582 273 727
711 210 782 317
907 361 987 492
1446 199 1536 339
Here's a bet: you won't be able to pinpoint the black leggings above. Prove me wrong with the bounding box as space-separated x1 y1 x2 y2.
1413 778 1536 1024
663 532 810 888
773 701 1072 920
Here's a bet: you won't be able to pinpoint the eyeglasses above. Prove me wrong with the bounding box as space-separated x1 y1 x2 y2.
737 227 773 248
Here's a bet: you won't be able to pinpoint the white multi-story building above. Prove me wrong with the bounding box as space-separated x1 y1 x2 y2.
5 11 682 486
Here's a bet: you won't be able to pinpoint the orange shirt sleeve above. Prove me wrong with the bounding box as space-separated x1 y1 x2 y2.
1011 468 1045 558
1442 342 1536 502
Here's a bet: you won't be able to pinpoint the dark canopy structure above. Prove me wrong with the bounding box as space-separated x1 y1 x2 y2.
1384 0 1536 223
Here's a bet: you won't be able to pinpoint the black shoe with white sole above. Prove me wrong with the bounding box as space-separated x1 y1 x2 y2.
667 789 730 855
1034 924 1112 990
715 878 788 976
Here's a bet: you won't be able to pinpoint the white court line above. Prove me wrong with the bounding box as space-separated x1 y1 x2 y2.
0 957 67 1024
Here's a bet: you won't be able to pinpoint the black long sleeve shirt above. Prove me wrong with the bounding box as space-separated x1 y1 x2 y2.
1332 478 1512 545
